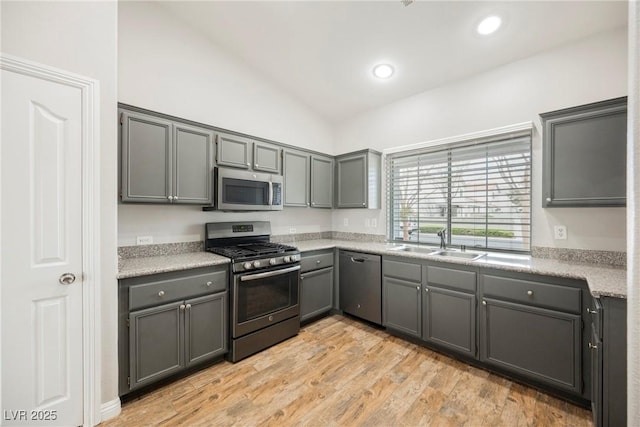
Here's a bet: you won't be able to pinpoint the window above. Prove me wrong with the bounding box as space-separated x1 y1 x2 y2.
388 132 531 252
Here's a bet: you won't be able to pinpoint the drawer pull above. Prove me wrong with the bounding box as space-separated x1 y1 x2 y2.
206 281 213 287
589 342 598 350
587 308 597 314
527 290 533 296
158 290 165 297
316 260 321 264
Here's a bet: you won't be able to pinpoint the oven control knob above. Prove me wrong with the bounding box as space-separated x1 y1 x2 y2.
243 262 252 270
253 260 261 268
269 258 277 266
283 256 291 263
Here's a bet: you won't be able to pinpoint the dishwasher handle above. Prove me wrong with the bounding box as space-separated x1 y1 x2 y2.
350 257 366 263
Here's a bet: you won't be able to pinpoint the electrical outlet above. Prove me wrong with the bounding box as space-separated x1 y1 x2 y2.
365 218 371 227
371 218 377 228
136 235 153 245
553 225 567 240
289 228 297 234
343 218 349 226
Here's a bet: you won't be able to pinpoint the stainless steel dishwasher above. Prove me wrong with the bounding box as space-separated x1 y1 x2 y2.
339 250 382 325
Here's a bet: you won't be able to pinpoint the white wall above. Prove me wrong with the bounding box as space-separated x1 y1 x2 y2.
333 28 628 252
118 2 334 245
627 1 639 422
0 0 119 418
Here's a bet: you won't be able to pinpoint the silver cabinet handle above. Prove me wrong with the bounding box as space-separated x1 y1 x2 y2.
587 308 597 314
206 281 213 287
482 300 487 305
316 260 321 264
58 273 76 285
362 203 366 206
158 290 165 297
424 288 429 292
168 196 173 201
416 286 420 290
357 304 361 308
246 162 251 166
185 304 191 309
589 342 598 350
527 290 533 296
180 304 186 310
545 197 551 202
174 196 178 200
255 164 259 167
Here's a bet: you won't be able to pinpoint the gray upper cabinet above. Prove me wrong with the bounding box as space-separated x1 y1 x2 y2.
335 149 381 209
541 97 627 207
310 155 333 208
174 123 214 204
283 149 310 207
253 142 281 173
120 109 213 204
216 133 251 169
121 111 173 203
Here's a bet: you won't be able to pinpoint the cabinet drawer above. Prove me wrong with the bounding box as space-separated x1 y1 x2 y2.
301 252 334 273
130 270 227 310
482 274 581 314
427 266 476 293
383 259 421 282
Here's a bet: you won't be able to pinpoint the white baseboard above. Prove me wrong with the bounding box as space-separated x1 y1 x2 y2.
100 398 121 423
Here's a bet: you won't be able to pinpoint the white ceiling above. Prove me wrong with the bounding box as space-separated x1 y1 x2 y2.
158 1 628 124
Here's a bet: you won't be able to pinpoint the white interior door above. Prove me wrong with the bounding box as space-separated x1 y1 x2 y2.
1 67 84 425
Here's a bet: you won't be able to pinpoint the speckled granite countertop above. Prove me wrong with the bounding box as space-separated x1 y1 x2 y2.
117 239 626 298
117 252 229 279
295 239 627 298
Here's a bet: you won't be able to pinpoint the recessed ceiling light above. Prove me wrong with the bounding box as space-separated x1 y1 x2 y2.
373 64 394 79
477 15 502 35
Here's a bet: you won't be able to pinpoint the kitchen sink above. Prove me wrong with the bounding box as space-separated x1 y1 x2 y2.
429 250 486 261
386 245 437 254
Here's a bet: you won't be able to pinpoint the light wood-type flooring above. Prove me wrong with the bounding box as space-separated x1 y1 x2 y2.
103 315 592 427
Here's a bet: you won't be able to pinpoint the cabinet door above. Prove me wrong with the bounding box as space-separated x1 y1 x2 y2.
121 111 173 203
129 301 184 390
423 286 475 357
253 142 281 173
300 267 334 321
185 292 227 367
283 150 310 207
541 97 626 207
310 155 333 208
338 251 382 325
480 298 582 393
383 277 421 337
217 133 251 169
336 153 367 208
591 325 603 427
173 123 214 204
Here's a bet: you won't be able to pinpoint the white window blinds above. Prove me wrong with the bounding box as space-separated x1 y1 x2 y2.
388 132 531 252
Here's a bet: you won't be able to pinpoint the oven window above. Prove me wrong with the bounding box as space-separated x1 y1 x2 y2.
223 178 269 205
236 269 298 322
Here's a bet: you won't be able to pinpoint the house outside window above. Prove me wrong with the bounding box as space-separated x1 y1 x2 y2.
387 131 532 252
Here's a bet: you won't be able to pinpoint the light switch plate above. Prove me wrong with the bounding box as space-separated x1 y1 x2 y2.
553 225 567 240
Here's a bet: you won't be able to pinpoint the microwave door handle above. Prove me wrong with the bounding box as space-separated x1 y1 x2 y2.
268 181 273 206
240 265 301 282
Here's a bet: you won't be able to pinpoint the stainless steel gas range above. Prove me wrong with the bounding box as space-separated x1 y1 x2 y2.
204 221 300 362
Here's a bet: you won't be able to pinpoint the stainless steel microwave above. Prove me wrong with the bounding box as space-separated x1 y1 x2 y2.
215 167 283 211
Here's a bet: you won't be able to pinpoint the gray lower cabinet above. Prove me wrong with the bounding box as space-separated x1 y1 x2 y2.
119 266 228 395
541 97 627 207
335 149 381 209
310 155 333 208
300 250 334 321
283 149 310 207
480 272 583 394
339 250 382 324
120 109 214 204
422 264 477 357
590 297 627 427
382 258 422 337
129 291 227 390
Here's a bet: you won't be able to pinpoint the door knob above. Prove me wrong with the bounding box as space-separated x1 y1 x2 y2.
58 273 76 285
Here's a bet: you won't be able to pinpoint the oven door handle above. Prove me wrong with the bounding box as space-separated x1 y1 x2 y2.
240 265 301 281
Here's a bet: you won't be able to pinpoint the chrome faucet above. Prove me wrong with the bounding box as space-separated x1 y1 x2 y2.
437 228 447 249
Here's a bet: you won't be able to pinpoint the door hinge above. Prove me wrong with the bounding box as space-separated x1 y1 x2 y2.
127 376 130 386
126 318 130 328
119 113 123 125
